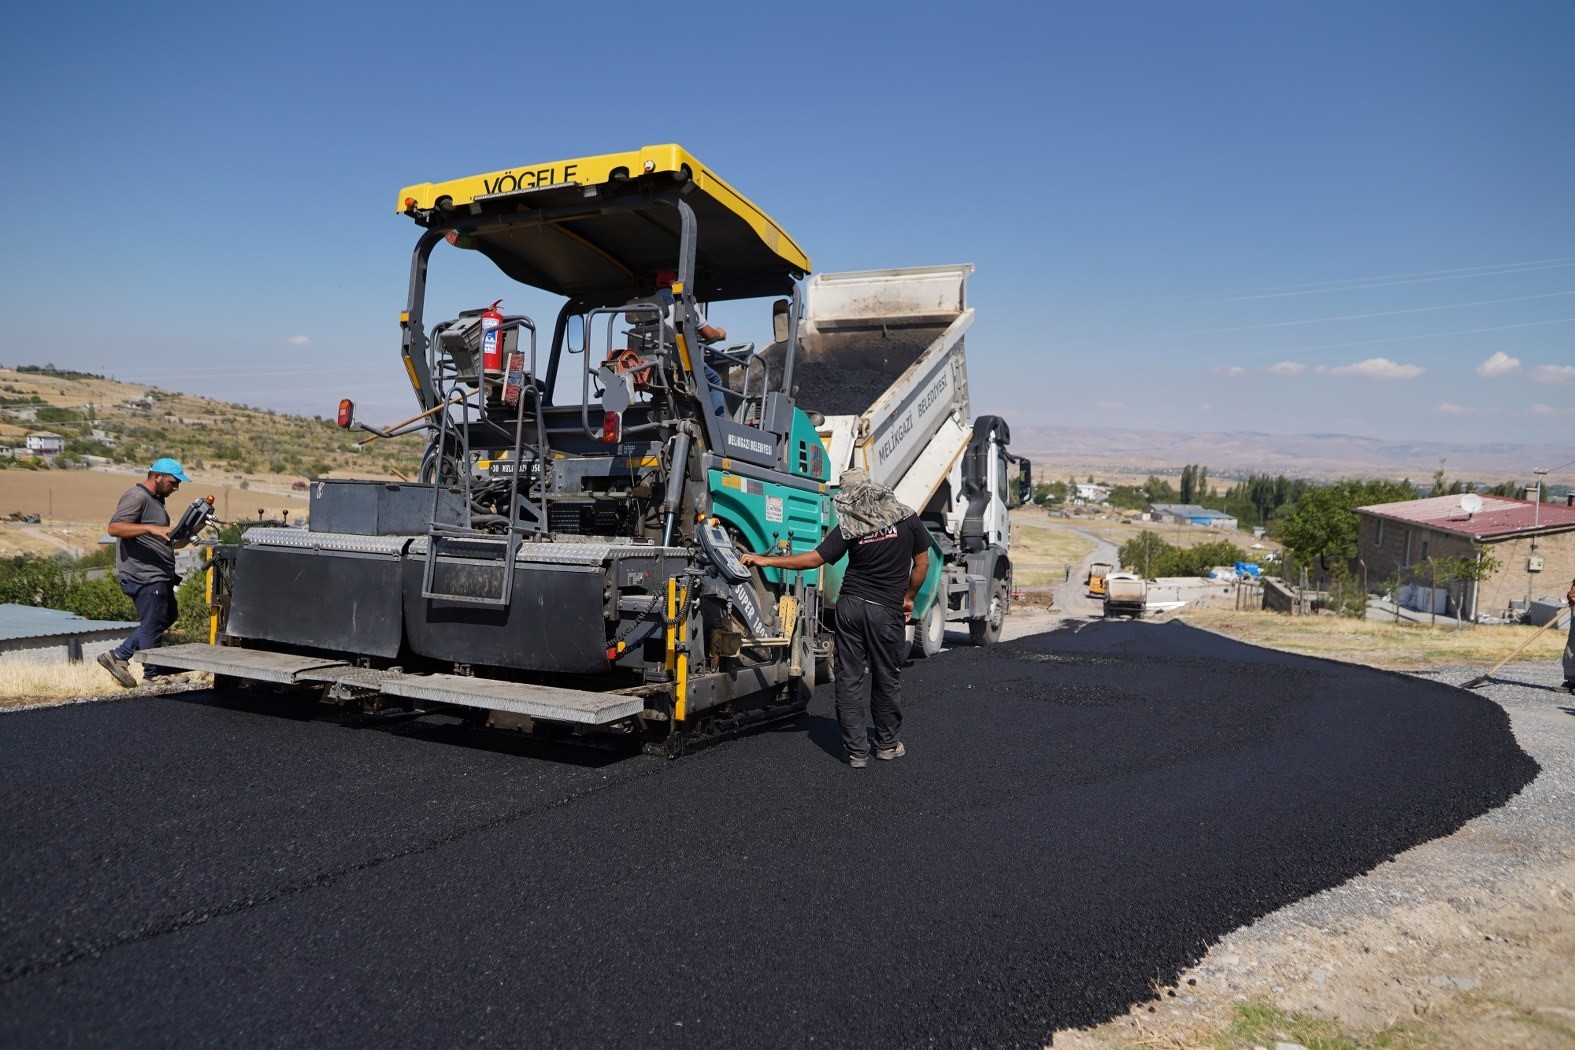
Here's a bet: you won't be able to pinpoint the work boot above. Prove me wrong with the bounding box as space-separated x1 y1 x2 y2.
875 742 906 761
97 651 137 689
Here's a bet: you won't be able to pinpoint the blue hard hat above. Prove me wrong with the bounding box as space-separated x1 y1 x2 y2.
149 457 191 483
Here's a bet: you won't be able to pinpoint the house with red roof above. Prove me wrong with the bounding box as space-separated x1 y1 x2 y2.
1357 494 1575 622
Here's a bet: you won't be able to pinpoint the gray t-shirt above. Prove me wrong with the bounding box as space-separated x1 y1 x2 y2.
112 484 176 586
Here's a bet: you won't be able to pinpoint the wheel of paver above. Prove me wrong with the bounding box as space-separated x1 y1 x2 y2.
969 581 1008 646
914 599 945 658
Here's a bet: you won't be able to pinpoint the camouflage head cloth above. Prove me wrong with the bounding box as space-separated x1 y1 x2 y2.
834 468 912 540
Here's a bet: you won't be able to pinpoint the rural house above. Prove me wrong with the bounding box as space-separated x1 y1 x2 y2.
1357 494 1575 622
25 432 64 456
1074 482 1111 503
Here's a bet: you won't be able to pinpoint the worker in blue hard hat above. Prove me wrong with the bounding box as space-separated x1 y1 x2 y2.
98 458 192 688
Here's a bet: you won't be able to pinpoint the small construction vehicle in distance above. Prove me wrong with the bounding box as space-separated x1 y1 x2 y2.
1102 571 1147 619
1086 561 1113 599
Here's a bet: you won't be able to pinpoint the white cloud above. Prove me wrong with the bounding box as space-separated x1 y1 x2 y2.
1435 402 1474 416
1266 361 1306 376
287 335 311 347
1531 363 1575 384
1530 403 1558 415
1475 351 1521 379
1210 366 1247 377
1096 400 1125 410
1320 357 1425 380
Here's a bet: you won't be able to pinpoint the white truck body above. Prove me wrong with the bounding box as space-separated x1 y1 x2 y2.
788 265 1028 650
1103 572 1148 619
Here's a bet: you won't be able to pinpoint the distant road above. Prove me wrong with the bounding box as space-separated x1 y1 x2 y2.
1015 516 1120 617
0 626 1535 1048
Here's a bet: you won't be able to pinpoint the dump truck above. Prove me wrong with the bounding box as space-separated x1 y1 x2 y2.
144 145 950 754
1086 561 1113 599
1102 571 1147 619
783 266 1031 656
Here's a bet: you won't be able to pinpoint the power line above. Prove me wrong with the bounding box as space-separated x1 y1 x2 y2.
1160 290 1575 338
1216 316 1575 361
1152 255 1575 306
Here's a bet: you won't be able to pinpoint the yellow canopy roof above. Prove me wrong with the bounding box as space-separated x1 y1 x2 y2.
398 145 811 301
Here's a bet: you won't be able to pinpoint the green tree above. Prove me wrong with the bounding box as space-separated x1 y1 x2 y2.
1429 460 1466 498
1117 533 1246 579
1032 481 1068 506
1429 552 1502 624
1274 479 1416 575
1178 464 1210 504
1143 474 1176 503
1325 561 1368 618
1120 532 1173 578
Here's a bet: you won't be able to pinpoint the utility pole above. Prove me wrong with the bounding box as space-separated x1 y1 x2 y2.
1526 461 1573 607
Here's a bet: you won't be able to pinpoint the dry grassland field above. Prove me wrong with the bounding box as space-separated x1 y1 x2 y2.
1011 518 1097 586
0 469 312 559
1057 512 1281 556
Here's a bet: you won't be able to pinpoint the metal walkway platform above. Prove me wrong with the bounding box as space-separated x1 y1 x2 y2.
382 674 645 724
138 644 348 685
137 644 643 725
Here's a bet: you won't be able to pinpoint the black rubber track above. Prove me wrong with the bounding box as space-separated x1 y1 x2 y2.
0 621 1537 1049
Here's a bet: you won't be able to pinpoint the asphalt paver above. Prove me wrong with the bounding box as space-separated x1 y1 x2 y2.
0 621 1538 1048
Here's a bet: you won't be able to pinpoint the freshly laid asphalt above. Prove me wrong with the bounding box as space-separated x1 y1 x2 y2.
0 621 1539 1049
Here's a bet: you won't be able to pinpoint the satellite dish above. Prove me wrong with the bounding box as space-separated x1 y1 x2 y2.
1460 493 1483 515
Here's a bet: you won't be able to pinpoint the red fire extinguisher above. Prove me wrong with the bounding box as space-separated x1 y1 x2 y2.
480 300 505 379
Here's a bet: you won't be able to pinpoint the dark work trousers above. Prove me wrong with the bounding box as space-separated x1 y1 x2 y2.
833 595 905 758
114 579 179 662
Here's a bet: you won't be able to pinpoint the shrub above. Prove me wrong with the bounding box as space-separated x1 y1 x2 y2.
1117 534 1247 579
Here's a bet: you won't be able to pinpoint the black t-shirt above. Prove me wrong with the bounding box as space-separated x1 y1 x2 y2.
815 513 929 611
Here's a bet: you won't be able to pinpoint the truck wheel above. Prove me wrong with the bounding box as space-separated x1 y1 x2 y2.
914 600 946 658
969 581 1008 646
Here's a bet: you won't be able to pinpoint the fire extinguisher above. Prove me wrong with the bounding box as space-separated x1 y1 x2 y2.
480 300 505 379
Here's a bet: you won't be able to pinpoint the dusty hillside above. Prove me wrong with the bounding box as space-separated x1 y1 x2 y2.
0 366 425 558
0 366 423 482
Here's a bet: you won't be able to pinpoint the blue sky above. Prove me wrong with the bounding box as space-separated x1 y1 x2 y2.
1 0 1571 450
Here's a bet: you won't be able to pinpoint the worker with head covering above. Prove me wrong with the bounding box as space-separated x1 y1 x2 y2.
98 458 192 688
1564 578 1575 693
741 468 931 767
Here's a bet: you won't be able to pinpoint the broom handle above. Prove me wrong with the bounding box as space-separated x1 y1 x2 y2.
1475 613 1565 682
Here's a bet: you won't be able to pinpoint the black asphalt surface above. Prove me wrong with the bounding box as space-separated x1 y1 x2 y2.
0 621 1538 1049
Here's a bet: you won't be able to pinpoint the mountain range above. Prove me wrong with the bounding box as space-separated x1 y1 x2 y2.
1012 425 1573 485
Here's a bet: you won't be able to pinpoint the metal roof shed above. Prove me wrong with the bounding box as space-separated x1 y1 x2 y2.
0 604 138 665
